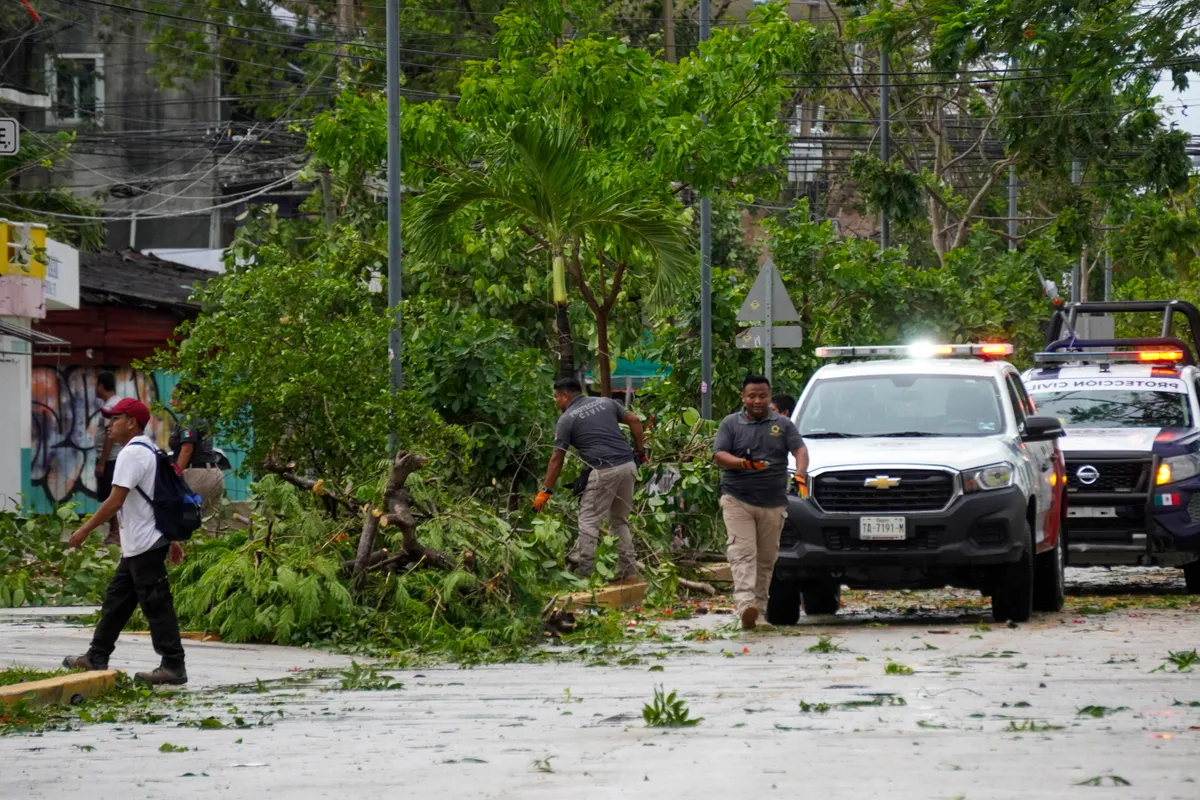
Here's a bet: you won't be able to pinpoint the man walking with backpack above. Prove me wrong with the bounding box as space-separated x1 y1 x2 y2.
64 398 189 686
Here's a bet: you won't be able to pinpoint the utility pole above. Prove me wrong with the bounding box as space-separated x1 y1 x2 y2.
699 0 712 420
1007 166 1018 251
879 42 890 251
1071 158 1081 303
663 0 676 62
1104 249 1113 301
386 0 403 395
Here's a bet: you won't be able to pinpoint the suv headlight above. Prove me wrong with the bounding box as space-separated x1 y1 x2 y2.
963 463 1015 493
1157 453 1200 485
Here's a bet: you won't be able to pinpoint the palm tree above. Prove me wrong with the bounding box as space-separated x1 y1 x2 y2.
409 116 693 393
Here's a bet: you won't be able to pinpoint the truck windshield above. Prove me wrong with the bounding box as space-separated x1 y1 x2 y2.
1028 390 1191 428
798 374 1004 438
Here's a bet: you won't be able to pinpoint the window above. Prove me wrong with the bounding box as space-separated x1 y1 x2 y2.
46 54 104 125
1004 375 1027 434
797 374 1004 438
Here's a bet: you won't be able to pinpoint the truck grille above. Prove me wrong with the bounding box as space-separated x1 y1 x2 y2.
813 470 955 512
1065 459 1150 493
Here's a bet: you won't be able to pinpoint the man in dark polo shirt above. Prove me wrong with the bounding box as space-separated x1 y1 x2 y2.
714 374 808 629
534 377 646 580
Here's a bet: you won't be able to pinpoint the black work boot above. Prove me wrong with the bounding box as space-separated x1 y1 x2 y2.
134 665 188 686
62 654 107 671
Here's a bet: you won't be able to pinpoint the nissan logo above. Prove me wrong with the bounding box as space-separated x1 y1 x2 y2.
1076 465 1100 485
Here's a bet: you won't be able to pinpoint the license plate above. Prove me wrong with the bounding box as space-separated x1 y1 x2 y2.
860 516 907 540
1067 507 1117 519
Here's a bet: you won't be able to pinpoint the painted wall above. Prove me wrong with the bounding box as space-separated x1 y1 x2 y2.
24 365 250 513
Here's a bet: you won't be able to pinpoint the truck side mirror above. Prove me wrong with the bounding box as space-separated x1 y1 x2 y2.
1023 415 1064 442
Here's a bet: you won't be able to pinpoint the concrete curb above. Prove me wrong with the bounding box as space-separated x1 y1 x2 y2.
565 581 647 611
0 670 119 708
128 630 222 642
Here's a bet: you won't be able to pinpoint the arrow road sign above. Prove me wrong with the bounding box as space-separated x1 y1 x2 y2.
736 256 799 322
736 326 804 349
0 119 17 156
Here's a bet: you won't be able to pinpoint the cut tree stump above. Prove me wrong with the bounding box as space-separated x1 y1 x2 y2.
696 563 734 583
564 581 648 611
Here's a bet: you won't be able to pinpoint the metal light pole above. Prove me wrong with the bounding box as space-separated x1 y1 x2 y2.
1071 158 1082 303
386 0 403 394
879 42 889 251
699 0 712 419
1008 165 1018 251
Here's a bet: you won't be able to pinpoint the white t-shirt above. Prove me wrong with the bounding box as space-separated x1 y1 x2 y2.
98 394 126 461
112 435 166 557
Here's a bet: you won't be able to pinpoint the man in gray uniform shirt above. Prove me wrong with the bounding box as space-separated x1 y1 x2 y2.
534 377 647 580
714 374 808 629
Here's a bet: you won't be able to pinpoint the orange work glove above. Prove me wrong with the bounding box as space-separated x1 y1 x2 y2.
742 459 770 470
532 490 552 512
793 474 809 498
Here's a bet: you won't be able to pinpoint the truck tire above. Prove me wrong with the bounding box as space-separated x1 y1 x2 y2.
766 576 802 625
1183 561 1200 594
992 521 1035 623
803 582 841 616
1032 530 1065 612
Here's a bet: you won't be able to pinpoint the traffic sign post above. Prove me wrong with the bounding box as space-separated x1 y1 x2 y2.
0 119 18 156
736 256 802 383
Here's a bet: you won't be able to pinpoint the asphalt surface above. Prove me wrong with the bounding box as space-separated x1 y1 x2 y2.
2 567 1198 799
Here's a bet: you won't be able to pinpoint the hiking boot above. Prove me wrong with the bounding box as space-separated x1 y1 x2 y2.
740 605 759 631
62 654 107 671
134 665 188 686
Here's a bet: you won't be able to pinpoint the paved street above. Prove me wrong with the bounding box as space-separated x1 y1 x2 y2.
3 569 1199 800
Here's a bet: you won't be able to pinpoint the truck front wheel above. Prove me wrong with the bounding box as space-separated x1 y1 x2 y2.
766 575 802 625
1183 560 1200 594
992 521 1035 623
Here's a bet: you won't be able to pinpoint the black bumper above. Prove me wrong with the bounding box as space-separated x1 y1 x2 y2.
774 486 1028 590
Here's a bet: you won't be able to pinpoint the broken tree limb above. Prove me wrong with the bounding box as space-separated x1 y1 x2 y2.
349 450 455 584
263 454 359 516
677 577 717 596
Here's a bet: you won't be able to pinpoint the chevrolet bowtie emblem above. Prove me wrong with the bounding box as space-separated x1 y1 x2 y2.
864 475 901 489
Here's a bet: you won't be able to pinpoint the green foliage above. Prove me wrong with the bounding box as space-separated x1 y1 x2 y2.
0 507 117 608
0 130 104 250
885 662 915 676
849 154 924 226
0 667 74 687
642 685 702 727
808 636 844 654
337 662 403 691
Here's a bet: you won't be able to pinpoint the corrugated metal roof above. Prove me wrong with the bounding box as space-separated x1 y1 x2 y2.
78 249 214 309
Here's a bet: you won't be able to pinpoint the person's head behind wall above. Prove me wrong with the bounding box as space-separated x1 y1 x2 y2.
553 377 582 412
101 398 151 446
742 374 772 419
96 371 116 400
770 393 796 418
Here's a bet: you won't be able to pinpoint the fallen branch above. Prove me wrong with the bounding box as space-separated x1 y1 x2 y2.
263 455 359 516
677 577 717 596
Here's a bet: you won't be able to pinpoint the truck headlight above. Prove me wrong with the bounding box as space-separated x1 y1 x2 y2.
1156 453 1200 485
963 463 1014 493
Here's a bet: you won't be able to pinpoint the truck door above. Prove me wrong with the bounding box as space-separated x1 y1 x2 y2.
1007 373 1056 547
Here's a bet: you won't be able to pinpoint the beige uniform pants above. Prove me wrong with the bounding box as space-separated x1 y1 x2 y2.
183 466 225 518
570 461 638 578
720 494 787 614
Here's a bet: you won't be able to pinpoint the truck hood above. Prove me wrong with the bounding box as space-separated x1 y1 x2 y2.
1059 427 1191 454
793 436 1013 473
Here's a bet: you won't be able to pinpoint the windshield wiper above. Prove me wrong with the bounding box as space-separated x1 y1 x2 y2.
801 432 863 439
873 431 945 438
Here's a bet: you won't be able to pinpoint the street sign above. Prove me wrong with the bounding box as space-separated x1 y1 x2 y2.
736 326 804 349
737 256 799 322
0 119 17 156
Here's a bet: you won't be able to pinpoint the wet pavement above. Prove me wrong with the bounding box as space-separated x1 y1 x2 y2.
2 567 1198 799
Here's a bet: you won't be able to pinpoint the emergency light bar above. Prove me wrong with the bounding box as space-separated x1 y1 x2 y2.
815 343 1014 360
1033 349 1186 365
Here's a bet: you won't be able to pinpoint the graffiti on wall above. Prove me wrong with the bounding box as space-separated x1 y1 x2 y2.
30 366 166 507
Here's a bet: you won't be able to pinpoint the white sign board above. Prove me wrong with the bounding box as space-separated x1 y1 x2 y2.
44 238 80 311
0 119 17 156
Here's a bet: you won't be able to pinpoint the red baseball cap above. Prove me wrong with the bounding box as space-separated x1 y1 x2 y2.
101 397 151 427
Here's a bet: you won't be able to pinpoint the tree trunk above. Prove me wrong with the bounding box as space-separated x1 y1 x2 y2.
597 308 612 397
556 303 574 380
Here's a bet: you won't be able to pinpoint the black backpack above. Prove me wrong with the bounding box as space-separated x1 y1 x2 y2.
130 442 203 541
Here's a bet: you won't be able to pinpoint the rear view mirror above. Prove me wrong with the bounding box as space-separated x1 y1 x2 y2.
1023 415 1064 442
